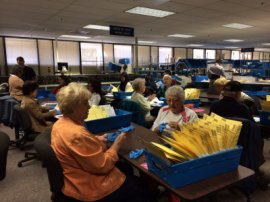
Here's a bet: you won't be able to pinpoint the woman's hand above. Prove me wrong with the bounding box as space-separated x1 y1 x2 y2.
111 132 126 152
168 121 180 130
147 94 156 101
97 133 108 142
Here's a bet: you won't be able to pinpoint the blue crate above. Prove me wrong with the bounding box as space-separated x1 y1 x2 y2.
259 110 270 125
184 99 200 107
145 146 242 188
113 92 133 99
191 75 209 82
119 58 130 65
244 91 269 97
84 109 132 134
48 93 57 101
37 90 51 100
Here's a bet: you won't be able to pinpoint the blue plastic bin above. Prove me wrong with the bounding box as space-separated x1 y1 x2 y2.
113 92 133 99
37 90 51 100
184 99 201 107
259 110 270 125
119 58 130 65
84 109 132 134
145 146 242 188
48 93 56 101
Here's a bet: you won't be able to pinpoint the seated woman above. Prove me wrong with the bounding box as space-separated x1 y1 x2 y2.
152 85 198 133
210 80 254 121
51 75 70 94
118 72 133 92
88 78 106 106
156 74 174 99
51 82 150 202
8 66 24 101
21 81 57 132
131 78 154 122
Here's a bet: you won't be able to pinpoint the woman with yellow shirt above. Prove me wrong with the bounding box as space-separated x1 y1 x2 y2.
51 82 150 202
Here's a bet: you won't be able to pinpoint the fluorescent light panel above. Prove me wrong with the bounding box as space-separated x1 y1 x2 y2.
83 24 109 30
224 39 243 42
125 7 175 18
222 23 253 29
138 40 156 44
60 35 90 39
262 43 270 45
224 47 239 49
187 44 204 47
168 34 194 38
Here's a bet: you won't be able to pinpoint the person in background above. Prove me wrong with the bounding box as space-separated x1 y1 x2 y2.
118 72 133 92
51 75 70 95
88 78 106 106
131 78 154 122
145 73 157 97
210 81 254 121
51 82 150 202
156 74 174 99
21 81 57 132
16 56 36 82
152 86 198 133
214 77 258 115
8 66 24 101
207 59 225 94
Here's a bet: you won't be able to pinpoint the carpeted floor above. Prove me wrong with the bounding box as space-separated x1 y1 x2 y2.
1 124 270 202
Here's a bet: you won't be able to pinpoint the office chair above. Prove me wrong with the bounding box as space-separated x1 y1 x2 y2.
13 105 40 167
0 132 10 180
117 99 146 127
34 131 82 202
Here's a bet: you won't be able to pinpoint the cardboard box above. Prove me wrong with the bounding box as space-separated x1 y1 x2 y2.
145 146 242 188
84 109 132 134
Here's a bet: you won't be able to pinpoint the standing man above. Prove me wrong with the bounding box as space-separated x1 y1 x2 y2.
16 56 36 81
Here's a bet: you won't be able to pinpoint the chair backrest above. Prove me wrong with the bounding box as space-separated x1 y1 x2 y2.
118 99 145 126
0 132 10 180
13 105 32 134
227 117 264 171
33 130 64 194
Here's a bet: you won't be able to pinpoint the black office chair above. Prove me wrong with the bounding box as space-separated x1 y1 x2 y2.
13 105 40 167
34 131 82 202
0 132 10 180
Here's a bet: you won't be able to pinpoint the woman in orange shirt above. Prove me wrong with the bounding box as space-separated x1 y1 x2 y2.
51 82 150 202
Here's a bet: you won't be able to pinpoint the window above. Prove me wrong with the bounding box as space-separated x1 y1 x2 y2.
53 41 80 74
231 51 240 60
38 40 54 75
193 49 204 59
0 37 5 75
151 46 158 64
138 46 150 68
104 44 114 71
206 50 216 59
221 50 231 60
253 52 260 60
174 48 186 60
159 47 172 64
5 38 38 74
114 45 132 65
81 43 103 74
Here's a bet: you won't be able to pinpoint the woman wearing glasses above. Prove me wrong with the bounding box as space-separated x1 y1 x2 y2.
152 85 198 133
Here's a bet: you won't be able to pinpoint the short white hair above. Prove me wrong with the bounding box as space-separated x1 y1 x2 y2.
165 85 185 102
132 78 145 92
57 82 91 115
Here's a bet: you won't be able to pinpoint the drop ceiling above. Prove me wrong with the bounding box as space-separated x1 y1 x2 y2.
1 0 270 50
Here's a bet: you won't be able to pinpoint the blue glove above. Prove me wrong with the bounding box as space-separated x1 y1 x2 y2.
159 123 168 133
119 125 135 133
107 131 121 142
129 149 145 159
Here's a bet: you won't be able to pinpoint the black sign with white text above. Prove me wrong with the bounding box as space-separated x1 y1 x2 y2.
110 25 134 37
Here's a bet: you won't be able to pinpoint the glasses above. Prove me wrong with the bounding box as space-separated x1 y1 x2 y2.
166 98 179 103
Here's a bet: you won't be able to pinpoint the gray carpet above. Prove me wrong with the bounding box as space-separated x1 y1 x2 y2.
1 124 270 202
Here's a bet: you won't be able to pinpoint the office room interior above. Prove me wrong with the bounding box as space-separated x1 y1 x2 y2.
1 0 270 202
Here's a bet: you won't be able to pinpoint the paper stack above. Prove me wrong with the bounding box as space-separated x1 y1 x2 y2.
85 105 116 121
185 88 201 99
149 113 242 164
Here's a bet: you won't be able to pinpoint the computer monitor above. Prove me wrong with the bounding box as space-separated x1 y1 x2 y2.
57 62 68 72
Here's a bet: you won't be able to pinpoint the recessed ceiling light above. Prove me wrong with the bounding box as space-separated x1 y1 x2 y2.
83 24 109 30
224 47 239 49
138 40 156 44
125 7 175 18
262 43 270 45
187 44 204 47
224 39 243 42
222 23 253 29
168 34 195 38
59 35 91 39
